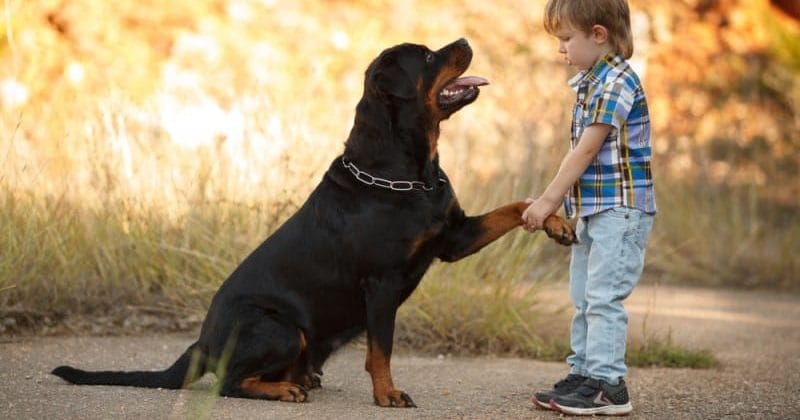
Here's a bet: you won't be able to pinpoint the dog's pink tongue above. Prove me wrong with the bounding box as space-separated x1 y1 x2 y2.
453 76 489 87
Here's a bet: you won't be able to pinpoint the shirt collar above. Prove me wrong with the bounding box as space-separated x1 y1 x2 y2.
568 52 623 91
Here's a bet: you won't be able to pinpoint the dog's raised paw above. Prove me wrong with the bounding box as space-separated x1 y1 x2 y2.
543 215 577 246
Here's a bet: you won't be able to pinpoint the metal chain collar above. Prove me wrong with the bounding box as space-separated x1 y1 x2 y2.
341 157 446 192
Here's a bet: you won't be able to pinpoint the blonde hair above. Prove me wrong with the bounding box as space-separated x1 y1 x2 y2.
543 0 634 59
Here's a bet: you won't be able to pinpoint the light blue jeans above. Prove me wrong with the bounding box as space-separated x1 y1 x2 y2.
567 207 654 385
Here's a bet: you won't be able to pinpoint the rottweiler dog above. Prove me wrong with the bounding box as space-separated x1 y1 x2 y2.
52 38 575 407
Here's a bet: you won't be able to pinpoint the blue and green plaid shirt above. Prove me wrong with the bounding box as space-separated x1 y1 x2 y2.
564 53 657 218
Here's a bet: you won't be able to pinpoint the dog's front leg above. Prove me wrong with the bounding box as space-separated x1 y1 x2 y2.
362 276 416 408
440 201 576 262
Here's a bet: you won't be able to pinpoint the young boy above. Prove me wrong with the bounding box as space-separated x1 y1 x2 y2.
522 0 656 416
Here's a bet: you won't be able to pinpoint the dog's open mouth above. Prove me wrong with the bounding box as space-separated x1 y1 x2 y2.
438 76 489 107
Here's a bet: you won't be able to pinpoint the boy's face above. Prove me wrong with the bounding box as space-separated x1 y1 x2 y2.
553 25 611 71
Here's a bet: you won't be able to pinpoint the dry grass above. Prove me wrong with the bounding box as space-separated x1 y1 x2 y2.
648 182 800 290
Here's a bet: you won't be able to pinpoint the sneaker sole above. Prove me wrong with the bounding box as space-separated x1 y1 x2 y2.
530 396 553 410
550 400 633 416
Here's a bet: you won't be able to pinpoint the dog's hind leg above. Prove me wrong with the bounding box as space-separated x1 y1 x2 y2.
294 325 364 390
232 377 308 402
217 317 308 402
284 330 322 390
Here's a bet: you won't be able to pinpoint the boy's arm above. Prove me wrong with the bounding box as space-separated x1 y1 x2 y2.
522 123 612 229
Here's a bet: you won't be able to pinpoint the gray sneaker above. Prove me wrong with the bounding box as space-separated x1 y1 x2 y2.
550 377 632 416
531 373 587 410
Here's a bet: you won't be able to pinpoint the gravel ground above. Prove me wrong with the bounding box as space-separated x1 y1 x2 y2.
1 285 799 419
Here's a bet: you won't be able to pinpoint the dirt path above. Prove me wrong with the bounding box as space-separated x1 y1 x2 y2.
1 285 799 419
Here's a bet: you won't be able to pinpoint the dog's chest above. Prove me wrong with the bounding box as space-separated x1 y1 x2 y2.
403 183 454 256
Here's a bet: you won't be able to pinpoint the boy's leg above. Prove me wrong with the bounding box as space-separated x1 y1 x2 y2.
566 217 591 376
531 218 591 410
583 208 653 383
549 208 653 416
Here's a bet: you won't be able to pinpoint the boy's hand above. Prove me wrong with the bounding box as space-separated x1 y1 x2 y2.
522 196 561 231
521 198 536 232
521 197 576 245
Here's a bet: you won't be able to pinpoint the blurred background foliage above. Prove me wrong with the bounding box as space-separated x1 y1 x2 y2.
0 0 798 342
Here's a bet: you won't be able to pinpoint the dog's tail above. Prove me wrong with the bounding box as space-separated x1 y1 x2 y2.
51 342 205 389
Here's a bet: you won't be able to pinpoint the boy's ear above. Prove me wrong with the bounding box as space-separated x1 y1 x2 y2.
591 24 609 44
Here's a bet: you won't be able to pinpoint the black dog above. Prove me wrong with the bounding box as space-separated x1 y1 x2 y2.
52 38 575 407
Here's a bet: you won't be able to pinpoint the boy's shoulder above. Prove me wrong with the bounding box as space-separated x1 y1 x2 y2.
601 56 644 95
598 55 642 89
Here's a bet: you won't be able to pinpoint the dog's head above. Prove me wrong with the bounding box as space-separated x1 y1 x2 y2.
351 38 486 164
365 38 487 122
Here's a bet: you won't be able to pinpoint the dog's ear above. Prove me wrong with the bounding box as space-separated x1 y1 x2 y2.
368 55 417 100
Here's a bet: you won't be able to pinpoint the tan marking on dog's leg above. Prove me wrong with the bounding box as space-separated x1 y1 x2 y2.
365 339 415 407
461 202 529 256
240 376 307 402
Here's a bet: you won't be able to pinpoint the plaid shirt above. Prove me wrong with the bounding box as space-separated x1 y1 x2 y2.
564 53 657 218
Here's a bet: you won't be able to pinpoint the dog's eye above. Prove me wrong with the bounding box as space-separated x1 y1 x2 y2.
425 52 434 64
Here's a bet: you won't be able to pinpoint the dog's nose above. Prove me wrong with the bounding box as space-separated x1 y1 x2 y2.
437 38 472 59
453 38 471 56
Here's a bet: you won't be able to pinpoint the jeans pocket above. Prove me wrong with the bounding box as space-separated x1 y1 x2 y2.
604 207 632 220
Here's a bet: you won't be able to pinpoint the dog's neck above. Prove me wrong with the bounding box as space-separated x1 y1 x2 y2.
343 97 440 185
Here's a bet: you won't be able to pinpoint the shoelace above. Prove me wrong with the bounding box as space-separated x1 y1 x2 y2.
554 375 585 389
574 379 602 397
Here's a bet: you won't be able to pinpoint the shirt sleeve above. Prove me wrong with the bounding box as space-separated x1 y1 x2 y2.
589 79 635 131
